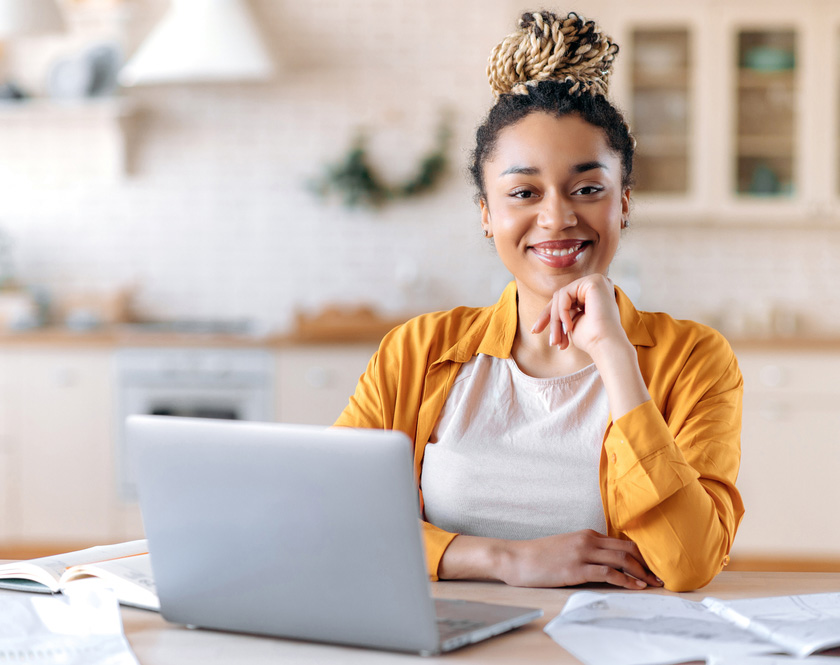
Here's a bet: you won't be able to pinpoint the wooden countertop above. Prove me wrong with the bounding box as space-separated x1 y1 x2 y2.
1 326 839 350
0 320 409 348
119 571 840 664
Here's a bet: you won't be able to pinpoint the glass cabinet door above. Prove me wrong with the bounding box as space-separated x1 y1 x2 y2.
629 29 691 195
734 29 797 198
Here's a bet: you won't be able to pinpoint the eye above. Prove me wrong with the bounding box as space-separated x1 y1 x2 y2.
510 188 537 199
573 185 604 196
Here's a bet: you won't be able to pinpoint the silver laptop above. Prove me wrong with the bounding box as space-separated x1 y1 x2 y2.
128 415 542 655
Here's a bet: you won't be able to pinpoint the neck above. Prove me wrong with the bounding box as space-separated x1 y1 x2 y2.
511 284 594 378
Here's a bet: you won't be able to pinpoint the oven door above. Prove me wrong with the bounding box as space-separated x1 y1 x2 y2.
115 349 274 501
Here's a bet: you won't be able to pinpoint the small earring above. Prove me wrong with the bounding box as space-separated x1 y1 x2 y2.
483 229 490 238
621 219 630 229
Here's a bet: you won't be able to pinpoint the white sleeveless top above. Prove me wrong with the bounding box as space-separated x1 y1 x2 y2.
420 353 609 540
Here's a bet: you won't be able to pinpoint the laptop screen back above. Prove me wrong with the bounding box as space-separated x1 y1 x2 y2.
130 416 440 653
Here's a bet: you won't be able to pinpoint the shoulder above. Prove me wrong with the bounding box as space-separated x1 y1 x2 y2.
636 308 741 394
641 309 733 357
378 304 493 360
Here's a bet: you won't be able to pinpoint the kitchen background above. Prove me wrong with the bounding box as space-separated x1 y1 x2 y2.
0 0 836 336
1 0 839 567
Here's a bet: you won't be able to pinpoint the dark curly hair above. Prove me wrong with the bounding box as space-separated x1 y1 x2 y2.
469 80 636 203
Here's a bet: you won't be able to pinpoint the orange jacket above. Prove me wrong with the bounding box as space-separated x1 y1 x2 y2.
334 282 744 591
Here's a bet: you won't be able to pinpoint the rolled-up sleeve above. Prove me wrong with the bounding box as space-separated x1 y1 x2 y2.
605 342 744 592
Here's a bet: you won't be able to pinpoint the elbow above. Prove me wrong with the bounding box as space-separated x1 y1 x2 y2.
656 549 728 592
661 568 717 593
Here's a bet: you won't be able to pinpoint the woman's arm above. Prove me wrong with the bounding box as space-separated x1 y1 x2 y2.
438 529 662 589
602 361 743 592
533 274 744 591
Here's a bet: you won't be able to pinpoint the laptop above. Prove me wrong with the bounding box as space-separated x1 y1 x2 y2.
128 415 542 655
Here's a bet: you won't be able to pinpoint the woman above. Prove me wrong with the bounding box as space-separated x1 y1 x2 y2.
335 10 743 593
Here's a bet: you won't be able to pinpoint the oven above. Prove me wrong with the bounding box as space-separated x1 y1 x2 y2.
114 347 274 501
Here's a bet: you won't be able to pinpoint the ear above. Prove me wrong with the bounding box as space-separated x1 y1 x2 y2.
620 188 631 227
480 199 492 237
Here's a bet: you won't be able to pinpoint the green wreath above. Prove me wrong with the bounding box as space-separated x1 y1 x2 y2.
309 115 452 209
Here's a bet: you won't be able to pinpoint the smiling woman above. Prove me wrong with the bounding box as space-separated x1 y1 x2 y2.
335 10 744 593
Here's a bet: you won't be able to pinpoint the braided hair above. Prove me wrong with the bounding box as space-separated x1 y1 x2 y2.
471 11 635 202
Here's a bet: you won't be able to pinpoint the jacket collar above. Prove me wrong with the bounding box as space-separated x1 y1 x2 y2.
616 285 655 348
439 280 653 364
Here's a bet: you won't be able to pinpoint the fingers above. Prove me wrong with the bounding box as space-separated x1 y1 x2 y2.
530 303 551 335
554 289 577 346
591 548 661 588
550 293 566 349
583 564 651 590
588 536 663 588
530 292 577 346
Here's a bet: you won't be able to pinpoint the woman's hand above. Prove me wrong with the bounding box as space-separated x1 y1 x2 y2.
530 274 624 357
501 530 662 589
530 273 651 419
440 530 663 589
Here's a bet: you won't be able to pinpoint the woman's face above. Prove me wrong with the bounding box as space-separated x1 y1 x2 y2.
480 111 630 304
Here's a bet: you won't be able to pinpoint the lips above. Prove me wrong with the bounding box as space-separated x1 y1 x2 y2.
530 240 590 268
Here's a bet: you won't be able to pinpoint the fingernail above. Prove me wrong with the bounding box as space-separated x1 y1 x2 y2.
549 332 555 346
561 322 567 335
655 577 663 585
530 323 537 334
636 580 646 588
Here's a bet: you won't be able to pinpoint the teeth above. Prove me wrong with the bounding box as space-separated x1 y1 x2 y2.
539 243 582 257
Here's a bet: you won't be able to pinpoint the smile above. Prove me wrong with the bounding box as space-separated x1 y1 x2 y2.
529 240 590 268
533 242 584 257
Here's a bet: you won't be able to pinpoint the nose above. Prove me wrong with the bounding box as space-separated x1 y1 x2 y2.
537 192 577 230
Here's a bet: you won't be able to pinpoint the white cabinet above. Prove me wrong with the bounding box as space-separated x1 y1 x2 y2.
732 348 840 558
602 0 840 224
0 352 12 539
275 345 377 426
0 342 380 551
2 349 116 545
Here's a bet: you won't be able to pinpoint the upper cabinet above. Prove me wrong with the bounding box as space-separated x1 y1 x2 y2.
605 0 840 225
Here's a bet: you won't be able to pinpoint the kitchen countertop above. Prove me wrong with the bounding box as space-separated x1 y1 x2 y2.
0 324 837 350
0 321 409 348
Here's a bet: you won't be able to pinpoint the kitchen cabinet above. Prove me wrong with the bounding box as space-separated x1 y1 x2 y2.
0 353 12 539
275 344 377 425
0 343 379 551
731 347 840 560
1 349 116 545
604 0 840 224
0 99 135 183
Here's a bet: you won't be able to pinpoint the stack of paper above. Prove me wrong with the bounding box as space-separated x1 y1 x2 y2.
545 591 840 665
0 578 139 665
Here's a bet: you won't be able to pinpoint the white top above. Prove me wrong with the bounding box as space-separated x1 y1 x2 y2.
421 353 609 540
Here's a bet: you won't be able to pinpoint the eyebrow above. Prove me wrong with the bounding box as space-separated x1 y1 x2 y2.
498 161 609 177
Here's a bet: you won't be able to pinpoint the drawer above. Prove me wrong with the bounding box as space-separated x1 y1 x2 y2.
275 345 377 426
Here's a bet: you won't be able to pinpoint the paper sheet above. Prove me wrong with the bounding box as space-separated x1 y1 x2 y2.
544 591 779 665
709 656 840 664
704 593 840 657
0 579 139 665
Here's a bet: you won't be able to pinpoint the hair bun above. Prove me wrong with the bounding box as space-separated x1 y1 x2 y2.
487 11 619 99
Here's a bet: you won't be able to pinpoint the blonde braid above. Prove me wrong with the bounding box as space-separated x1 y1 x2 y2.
487 11 619 99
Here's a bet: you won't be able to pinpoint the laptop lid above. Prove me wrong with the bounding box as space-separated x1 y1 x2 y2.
129 415 441 654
